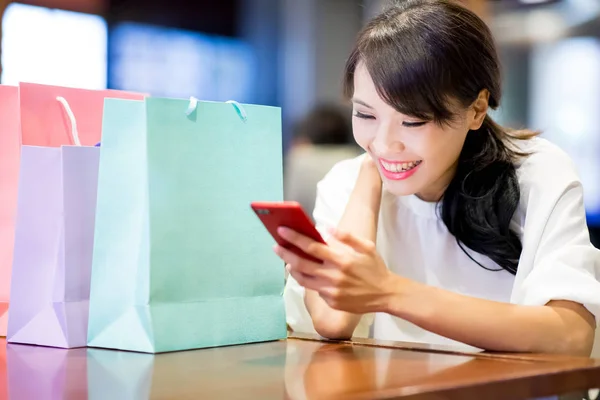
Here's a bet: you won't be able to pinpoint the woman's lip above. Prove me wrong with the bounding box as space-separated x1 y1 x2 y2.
378 157 422 164
377 159 422 181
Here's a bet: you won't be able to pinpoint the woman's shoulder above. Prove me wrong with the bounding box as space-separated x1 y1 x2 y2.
515 136 572 161
513 137 583 224
515 136 581 194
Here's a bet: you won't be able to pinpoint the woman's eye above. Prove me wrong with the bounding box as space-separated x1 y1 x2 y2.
402 121 427 128
353 111 375 120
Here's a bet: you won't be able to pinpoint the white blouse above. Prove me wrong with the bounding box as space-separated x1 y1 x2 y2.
284 137 600 353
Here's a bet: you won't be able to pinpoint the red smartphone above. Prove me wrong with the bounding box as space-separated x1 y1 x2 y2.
251 201 326 264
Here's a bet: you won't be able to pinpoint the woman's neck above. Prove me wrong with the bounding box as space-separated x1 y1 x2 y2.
415 162 458 203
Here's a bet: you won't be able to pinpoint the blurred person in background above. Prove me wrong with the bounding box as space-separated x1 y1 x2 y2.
277 0 600 359
284 103 362 216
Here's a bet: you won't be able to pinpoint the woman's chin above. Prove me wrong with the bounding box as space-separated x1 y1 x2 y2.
382 180 419 197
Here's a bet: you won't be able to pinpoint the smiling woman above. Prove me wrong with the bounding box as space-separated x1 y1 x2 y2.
344 11 537 273
278 0 600 357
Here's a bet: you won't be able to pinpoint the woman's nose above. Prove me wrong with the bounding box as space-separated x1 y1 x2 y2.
373 123 405 153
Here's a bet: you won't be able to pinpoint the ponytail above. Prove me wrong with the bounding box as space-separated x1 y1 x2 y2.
440 115 535 275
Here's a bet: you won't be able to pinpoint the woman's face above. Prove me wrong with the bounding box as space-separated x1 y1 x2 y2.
351 62 488 202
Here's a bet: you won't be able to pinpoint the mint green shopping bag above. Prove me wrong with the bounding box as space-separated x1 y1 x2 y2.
87 97 286 353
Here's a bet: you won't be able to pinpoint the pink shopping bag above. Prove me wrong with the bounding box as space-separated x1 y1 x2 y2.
0 83 145 337
19 82 145 146
0 86 21 336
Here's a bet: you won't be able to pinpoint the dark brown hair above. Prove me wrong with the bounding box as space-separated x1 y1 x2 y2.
343 0 537 274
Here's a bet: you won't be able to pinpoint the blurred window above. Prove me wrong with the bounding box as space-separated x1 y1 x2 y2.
1 2 107 89
108 22 255 102
530 37 600 224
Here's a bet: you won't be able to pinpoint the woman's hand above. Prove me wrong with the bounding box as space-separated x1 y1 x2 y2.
360 153 382 189
275 227 407 315
282 153 385 339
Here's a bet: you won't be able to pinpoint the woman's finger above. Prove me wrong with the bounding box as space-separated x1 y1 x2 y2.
329 228 376 254
277 227 342 263
274 245 324 277
288 268 323 291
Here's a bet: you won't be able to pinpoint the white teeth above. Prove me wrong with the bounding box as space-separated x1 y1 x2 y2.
381 160 421 173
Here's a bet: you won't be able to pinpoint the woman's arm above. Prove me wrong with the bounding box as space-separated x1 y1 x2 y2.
280 154 600 354
385 277 596 355
304 157 382 339
277 227 596 356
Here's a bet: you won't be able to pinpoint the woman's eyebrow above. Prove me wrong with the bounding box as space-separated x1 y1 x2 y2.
351 98 374 109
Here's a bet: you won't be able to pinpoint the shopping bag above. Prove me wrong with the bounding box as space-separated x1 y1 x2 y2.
0 86 20 336
7 143 100 348
19 82 144 146
87 97 286 353
0 83 144 337
0 337 6 399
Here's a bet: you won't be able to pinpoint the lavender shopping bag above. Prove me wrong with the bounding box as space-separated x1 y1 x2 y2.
7 144 100 348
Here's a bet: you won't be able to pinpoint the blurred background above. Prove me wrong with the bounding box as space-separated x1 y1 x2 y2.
1 0 599 246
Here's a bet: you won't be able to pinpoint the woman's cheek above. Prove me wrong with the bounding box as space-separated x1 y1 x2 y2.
352 124 373 151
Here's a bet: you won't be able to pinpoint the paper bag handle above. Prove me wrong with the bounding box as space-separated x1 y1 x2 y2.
226 100 247 122
185 96 199 116
56 96 82 146
185 97 247 122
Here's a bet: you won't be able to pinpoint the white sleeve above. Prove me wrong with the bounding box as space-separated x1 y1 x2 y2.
283 155 374 337
511 144 600 327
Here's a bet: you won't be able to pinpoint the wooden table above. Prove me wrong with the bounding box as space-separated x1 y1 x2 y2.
0 334 599 399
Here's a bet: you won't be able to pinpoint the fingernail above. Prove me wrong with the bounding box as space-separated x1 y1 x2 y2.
277 227 287 236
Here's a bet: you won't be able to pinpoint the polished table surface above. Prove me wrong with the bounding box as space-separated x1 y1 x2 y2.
0 334 599 399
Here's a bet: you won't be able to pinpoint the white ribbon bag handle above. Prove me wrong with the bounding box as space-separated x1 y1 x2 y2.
186 96 247 122
56 96 82 146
